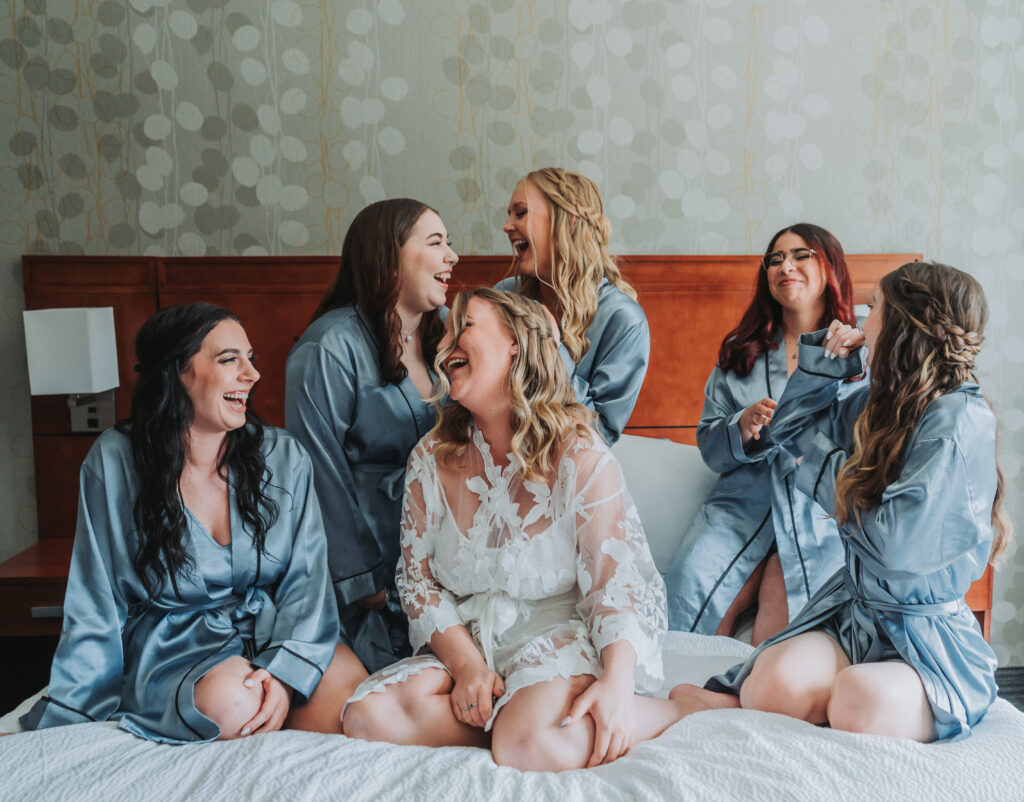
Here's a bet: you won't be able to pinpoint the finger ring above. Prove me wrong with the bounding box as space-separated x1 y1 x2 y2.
459 703 479 712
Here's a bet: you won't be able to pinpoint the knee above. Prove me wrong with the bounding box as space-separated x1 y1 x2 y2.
827 668 888 735
492 723 579 773
194 657 262 739
342 693 395 742
740 660 809 717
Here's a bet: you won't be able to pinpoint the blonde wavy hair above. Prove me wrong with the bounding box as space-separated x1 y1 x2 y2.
513 167 637 362
431 288 594 481
834 261 1011 564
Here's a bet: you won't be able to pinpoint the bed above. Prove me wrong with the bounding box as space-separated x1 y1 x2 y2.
3 433 1023 800
3 252 1019 799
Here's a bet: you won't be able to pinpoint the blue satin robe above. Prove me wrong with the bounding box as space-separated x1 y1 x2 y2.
496 277 649 444
707 332 999 741
20 428 339 744
286 306 436 673
665 335 858 633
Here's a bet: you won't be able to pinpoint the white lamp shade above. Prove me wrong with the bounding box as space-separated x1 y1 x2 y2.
23 307 120 395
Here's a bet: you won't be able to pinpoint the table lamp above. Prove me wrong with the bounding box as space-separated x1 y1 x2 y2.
23 307 120 432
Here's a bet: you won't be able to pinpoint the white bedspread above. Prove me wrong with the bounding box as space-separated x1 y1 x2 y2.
2 632 1022 802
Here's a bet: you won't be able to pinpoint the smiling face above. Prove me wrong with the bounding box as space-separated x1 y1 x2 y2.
503 179 553 281
180 319 260 437
397 209 458 316
438 297 517 417
861 286 883 367
765 231 828 318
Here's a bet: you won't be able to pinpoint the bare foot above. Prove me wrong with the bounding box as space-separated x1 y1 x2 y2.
668 684 741 716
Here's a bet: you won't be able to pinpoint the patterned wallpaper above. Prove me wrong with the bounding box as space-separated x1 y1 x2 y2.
1 0 1021 663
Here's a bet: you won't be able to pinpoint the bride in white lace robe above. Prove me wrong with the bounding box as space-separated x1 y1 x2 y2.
344 289 688 771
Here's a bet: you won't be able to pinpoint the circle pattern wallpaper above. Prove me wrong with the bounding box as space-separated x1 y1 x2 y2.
0 0 1022 661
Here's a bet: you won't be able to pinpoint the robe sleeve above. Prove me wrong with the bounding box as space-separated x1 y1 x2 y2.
695 364 767 472
394 444 463 652
754 330 868 460
799 429 991 577
572 446 666 691
250 450 341 703
21 459 130 730
285 341 387 607
562 310 650 445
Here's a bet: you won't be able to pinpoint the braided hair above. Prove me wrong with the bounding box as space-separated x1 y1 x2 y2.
512 168 636 362
834 261 1010 563
431 287 594 481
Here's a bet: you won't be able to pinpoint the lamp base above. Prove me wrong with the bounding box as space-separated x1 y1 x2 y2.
68 389 116 432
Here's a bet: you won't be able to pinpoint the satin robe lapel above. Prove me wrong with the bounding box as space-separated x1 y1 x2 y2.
227 476 254 591
356 305 435 443
766 334 789 402
397 375 434 441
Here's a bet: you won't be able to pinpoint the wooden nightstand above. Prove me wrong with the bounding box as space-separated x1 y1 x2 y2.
0 539 73 637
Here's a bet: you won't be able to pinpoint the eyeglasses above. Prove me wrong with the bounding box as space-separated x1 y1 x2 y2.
762 248 816 271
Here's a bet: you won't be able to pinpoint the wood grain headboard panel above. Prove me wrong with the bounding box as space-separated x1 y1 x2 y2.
22 251 920 539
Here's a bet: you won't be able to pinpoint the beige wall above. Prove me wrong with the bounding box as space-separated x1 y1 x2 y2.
1 0 1021 662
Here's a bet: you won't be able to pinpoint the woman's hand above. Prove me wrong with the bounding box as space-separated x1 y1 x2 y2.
824 320 865 360
739 397 778 444
560 671 636 767
239 668 292 736
560 640 638 766
431 624 505 728
355 588 387 610
449 661 505 729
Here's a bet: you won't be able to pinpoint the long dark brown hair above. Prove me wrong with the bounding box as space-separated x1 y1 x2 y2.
834 261 1010 564
719 223 856 376
313 198 445 384
116 303 278 600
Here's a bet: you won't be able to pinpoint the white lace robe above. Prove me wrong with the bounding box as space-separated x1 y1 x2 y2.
346 427 667 728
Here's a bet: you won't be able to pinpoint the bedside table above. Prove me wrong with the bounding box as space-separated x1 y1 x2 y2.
0 539 73 637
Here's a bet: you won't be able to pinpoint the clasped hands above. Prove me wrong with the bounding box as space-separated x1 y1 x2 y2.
238 667 292 737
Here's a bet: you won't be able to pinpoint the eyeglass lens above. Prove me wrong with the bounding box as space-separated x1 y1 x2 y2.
764 248 813 269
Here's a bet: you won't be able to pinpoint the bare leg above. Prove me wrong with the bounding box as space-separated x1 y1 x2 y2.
285 643 368 735
666 683 742 716
492 674 710 771
715 557 767 637
751 552 788 646
740 631 850 724
342 667 490 748
828 661 937 741
193 655 264 740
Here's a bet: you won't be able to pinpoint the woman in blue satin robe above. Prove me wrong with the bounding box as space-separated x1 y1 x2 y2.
496 168 649 444
664 223 862 644
286 199 458 674
20 303 364 743
677 261 1010 742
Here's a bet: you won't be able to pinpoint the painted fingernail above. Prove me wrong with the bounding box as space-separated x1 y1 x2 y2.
241 727 251 736
244 679 255 687
559 718 571 727
825 331 832 340
842 339 851 346
839 349 848 356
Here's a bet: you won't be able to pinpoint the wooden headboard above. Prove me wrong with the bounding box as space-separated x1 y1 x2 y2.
23 252 919 542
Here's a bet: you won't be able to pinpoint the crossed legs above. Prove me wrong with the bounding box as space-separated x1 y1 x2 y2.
344 669 696 770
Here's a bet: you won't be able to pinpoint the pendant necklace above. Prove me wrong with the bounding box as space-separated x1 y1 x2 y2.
401 323 417 343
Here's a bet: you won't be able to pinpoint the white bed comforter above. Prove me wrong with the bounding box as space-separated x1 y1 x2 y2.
2 632 1022 802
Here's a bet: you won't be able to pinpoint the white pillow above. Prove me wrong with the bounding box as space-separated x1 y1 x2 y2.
611 434 717 573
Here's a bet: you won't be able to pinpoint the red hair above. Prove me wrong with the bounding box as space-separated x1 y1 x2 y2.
718 223 856 377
